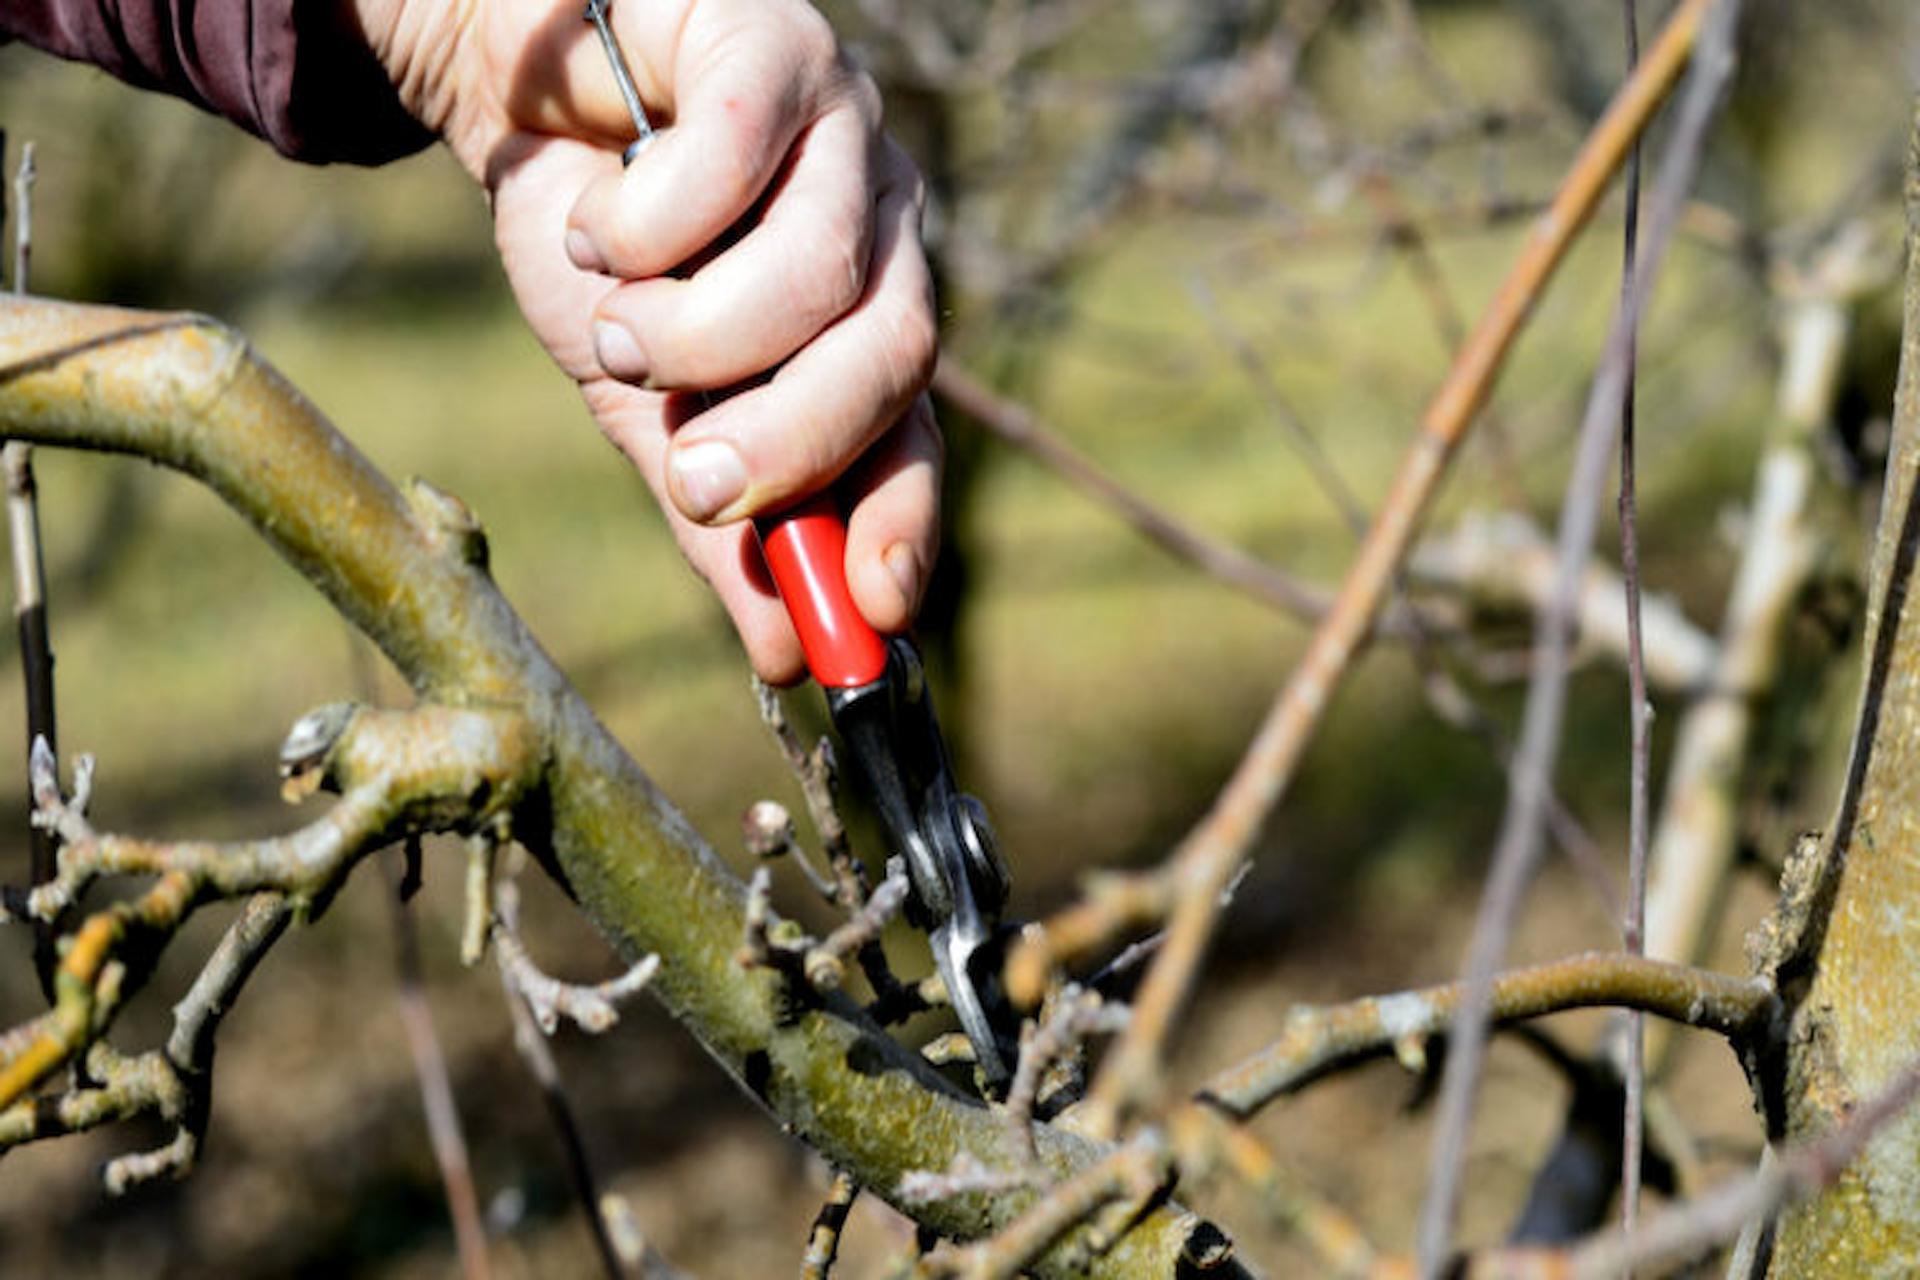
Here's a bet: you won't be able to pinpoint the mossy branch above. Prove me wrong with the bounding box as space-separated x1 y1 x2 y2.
0 296 1233 1277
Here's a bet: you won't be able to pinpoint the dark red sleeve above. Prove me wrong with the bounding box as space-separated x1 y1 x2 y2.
0 0 434 165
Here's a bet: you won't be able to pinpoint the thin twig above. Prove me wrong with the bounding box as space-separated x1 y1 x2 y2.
745 798 841 902
754 677 868 908
11 141 30 294
495 893 633 1280
0 892 291 1191
1197 951 1774 1120
917 1137 1173 1280
801 1171 861 1280
4 140 55 998
1617 0 1651 1254
933 359 1352 624
494 878 658 1034
804 873 909 992
1004 986 1129 1160
388 852 493 1280
1051 0 1720 1141
1355 169 1528 510
1417 5 1741 1271
1469 1055 1920 1278
1187 275 1372 536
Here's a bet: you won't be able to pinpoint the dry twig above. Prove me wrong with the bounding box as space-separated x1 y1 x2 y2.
755 676 867 908
1419 5 1742 1265
494 879 658 1035
1617 0 1652 1243
1015 0 1722 1144
3 138 56 997
388 852 492 1280
1467 1055 1920 1278
802 1170 861 1280
495 891 635 1280
1198 952 1775 1121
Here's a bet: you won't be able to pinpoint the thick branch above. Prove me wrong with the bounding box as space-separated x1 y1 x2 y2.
0 298 1229 1276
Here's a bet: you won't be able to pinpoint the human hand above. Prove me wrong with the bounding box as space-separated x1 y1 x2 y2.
352 0 941 683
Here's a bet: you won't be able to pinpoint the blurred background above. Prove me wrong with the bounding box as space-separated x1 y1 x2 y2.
0 1 1915 1274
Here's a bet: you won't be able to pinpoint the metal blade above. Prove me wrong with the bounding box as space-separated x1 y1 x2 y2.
930 916 1010 1089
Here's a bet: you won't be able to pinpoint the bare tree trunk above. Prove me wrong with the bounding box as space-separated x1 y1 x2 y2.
1764 101 1920 1275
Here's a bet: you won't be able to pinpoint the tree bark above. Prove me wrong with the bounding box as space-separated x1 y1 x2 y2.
1765 100 1920 1276
0 298 1241 1278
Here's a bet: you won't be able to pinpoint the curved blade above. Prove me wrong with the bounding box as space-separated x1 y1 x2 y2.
931 917 1011 1090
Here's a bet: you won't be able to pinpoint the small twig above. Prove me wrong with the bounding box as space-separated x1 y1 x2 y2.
1418 5 1741 1269
802 1171 862 1280
1356 169 1528 510
11 141 31 294
1187 275 1372 536
754 678 868 908
495 897 633 1280
1468 1056 1920 1279
1004 986 1129 1160
0 705 539 1116
1013 0 1720 1137
494 879 657 1035
740 865 812 973
4 139 55 999
1197 952 1775 1121
1617 0 1651 1253
744 798 840 903
805 872 909 992
934 359 1346 625
388 851 492 1280
461 830 498 966
898 1151 1046 1209
916 1137 1173 1280
0 893 291 1191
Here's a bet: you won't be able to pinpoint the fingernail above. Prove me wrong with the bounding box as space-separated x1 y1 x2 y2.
884 542 921 610
593 321 647 378
670 440 748 521
565 228 603 272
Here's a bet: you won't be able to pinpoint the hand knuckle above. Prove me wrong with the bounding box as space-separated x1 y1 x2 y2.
787 7 839 73
811 214 870 319
894 297 938 393
851 70 884 127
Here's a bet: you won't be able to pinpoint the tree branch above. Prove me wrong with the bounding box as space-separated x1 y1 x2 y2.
1418 4 1741 1265
0 297 1234 1276
1009 0 1720 1141
1466 1055 1920 1279
1198 952 1776 1122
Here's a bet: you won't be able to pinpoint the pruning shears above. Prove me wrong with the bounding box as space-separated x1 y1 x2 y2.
759 501 1017 1085
583 1 1019 1087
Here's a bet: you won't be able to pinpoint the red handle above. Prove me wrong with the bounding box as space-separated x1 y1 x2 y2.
756 497 888 688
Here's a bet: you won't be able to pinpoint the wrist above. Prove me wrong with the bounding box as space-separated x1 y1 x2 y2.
345 0 493 177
